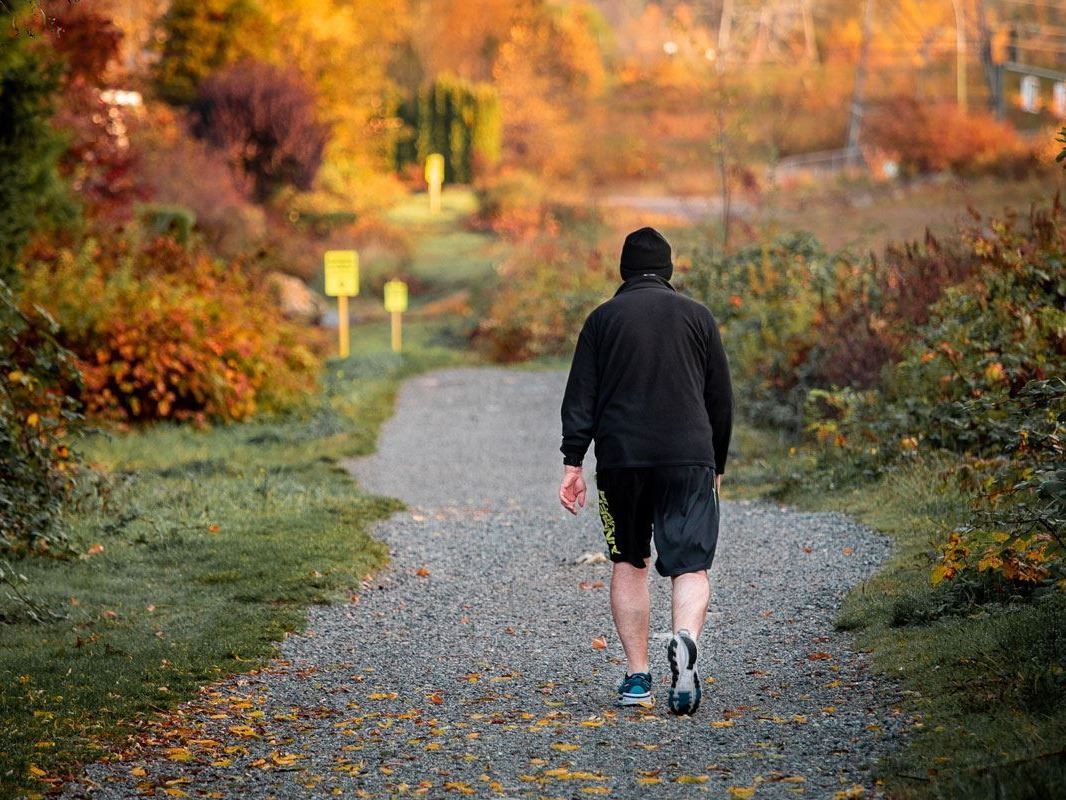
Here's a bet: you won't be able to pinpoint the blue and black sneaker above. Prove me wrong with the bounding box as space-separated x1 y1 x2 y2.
617 671 654 707
667 629 701 715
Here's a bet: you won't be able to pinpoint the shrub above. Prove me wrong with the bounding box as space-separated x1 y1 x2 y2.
0 281 83 556
191 60 328 202
135 107 266 257
807 198 1066 592
474 233 613 362
867 97 1039 178
683 233 826 431
18 235 319 423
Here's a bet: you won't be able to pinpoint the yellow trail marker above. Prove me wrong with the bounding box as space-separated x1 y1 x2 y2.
383 279 408 353
324 250 359 358
425 153 444 215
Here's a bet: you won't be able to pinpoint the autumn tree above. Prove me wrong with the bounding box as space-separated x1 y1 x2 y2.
491 0 609 177
0 1 66 283
152 0 265 105
191 60 328 201
255 0 407 194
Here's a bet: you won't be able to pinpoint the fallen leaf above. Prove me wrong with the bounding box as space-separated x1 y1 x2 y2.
443 781 475 794
368 692 398 700
711 719 735 728
591 636 608 650
842 546 854 556
86 543 105 557
129 767 147 777
728 787 756 798
579 581 605 590
227 725 258 737
415 567 431 577
427 693 444 705
581 788 609 795
806 651 832 661
551 742 580 752
676 775 710 784
832 786 866 800
208 524 221 533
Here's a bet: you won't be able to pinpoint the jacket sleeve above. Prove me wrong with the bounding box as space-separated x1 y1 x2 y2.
560 315 598 467
704 314 734 474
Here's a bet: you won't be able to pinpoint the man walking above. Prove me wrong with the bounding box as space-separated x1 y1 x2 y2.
558 226 733 715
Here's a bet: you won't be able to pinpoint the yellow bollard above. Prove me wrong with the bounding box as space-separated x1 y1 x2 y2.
384 279 409 354
425 153 444 215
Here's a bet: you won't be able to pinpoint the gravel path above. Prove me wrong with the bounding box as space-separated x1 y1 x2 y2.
66 367 907 799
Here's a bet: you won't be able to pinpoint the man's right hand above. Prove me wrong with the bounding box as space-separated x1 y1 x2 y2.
715 473 722 495
559 466 587 515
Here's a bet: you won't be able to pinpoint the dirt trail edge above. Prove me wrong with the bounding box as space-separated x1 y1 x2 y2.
65 367 908 799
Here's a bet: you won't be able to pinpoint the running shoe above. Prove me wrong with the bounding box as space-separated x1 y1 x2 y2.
617 671 653 706
667 629 701 715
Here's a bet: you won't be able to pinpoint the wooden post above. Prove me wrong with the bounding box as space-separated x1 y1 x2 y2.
846 0 874 167
390 310 402 353
338 294 350 358
952 0 968 112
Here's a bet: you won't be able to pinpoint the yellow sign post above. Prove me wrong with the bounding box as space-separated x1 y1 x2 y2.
425 153 444 215
383 279 408 353
324 250 359 358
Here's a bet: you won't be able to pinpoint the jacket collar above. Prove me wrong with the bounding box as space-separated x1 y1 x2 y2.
614 274 676 297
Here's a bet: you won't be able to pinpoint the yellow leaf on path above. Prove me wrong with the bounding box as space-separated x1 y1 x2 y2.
425 742 441 751
368 692 398 700
581 788 609 795
27 765 46 777
443 781 475 794
227 725 258 737
34 741 54 748
832 785 866 799
729 787 756 798
676 775 710 784
129 767 147 777
163 791 188 798
792 715 808 724
822 706 837 714
711 719 735 728
551 742 580 751
166 747 193 762
637 776 663 785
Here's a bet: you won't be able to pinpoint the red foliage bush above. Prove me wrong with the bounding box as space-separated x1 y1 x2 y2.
18 235 319 423
867 97 1039 178
813 230 980 388
191 60 328 202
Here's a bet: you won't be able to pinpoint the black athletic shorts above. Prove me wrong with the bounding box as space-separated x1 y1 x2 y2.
595 465 720 577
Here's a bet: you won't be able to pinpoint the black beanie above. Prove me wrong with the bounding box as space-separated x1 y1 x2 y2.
620 226 673 281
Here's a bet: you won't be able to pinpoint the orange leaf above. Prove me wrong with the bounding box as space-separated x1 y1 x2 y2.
806 651 832 661
591 636 608 650
415 567 431 577
427 693 444 705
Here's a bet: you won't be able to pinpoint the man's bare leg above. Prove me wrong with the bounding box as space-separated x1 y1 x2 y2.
610 560 651 674
671 570 710 637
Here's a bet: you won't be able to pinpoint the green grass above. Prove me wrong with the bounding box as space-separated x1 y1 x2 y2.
0 327 477 798
725 423 1066 798
383 187 504 295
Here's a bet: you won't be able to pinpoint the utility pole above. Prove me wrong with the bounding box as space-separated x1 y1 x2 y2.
718 0 734 63
973 0 1002 115
952 0 968 112
846 0 874 166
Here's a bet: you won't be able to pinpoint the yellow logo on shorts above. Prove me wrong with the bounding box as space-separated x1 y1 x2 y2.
598 490 620 555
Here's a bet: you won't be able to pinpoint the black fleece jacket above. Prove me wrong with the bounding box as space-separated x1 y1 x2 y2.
560 275 734 473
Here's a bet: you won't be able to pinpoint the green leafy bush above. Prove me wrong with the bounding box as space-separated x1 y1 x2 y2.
474 232 612 361
0 282 84 556
808 199 1066 592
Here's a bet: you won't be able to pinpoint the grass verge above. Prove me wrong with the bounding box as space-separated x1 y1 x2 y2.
0 323 476 798
726 423 1066 799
